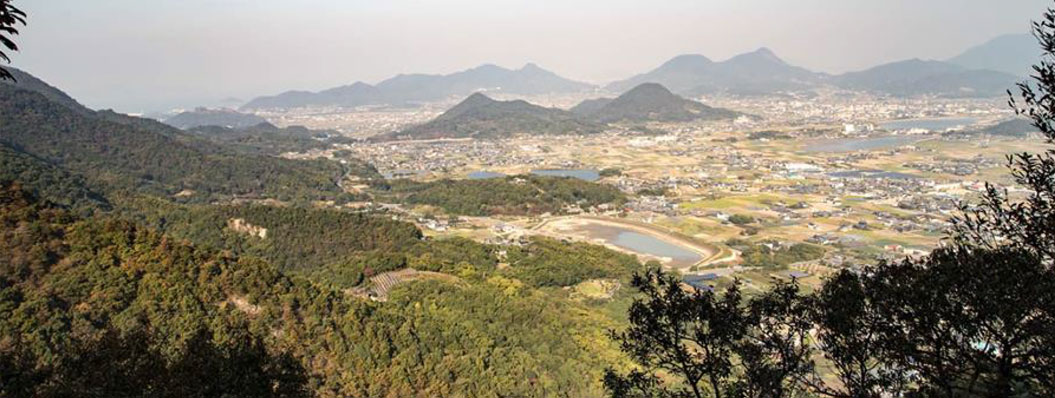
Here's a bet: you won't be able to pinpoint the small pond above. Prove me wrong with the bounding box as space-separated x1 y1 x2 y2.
531 169 601 182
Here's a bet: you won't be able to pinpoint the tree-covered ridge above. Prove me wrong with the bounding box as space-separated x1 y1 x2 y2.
505 237 642 287
116 196 640 291
0 144 110 211
0 84 346 202
0 182 311 396
186 123 351 158
1 67 87 112
575 83 742 123
376 93 605 141
378 174 626 216
165 108 268 130
116 197 424 271
0 182 642 397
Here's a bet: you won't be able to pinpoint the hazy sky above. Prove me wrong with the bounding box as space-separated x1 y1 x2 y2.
11 0 1052 113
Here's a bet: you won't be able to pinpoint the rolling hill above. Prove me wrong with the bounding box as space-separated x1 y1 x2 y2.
185 122 345 157
243 63 594 109
1 67 89 113
949 33 1038 77
374 93 604 140
575 83 741 123
606 48 825 96
0 69 352 203
959 118 1039 138
833 59 1018 97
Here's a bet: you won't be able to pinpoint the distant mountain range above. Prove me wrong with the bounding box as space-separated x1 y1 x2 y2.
164 108 269 130
238 33 1032 112
572 83 741 123
608 46 1021 98
374 93 604 141
948 33 1038 77
378 83 741 141
606 48 825 96
243 63 594 110
833 59 1019 98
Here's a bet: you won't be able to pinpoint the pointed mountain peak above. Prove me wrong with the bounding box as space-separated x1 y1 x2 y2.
623 82 675 97
521 62 544 71
754 47 776 56
250 121 280 130
659 54 713 70
469 63 508 73
437 92 499 119
458 92 497 106
730 47 787 65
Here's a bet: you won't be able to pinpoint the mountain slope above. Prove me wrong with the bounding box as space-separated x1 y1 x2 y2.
834 59 1018 97
0 71 346 202
185 123 342 157
0 182 638 397
974 118 1038 137
1 67 89 113
243 82 383 109
579 83 741 123
244 63 594 109
569 97 614 115
949 33 1037 77
375 93 604 140
607 48 825 95
0 144 110 210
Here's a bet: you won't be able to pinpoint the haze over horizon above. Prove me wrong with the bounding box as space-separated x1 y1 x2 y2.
12 0 1051 113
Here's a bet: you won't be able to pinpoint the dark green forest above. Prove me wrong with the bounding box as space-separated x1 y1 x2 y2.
0 182 642 397
377 175 626 216
0 84 349 203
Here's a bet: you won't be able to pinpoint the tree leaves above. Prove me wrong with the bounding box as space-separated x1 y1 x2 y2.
0 0 25 82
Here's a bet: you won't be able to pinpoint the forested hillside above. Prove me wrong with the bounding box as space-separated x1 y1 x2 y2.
377 175 626 216
0 182 644 397
0 83 347 203
186 123 338 156
0 67 650 396
116 197 424 271
0 143 110 211
377 93 605 141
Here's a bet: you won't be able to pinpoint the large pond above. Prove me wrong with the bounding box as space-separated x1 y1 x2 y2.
880 117 978 131
531 169 601 182
582 224 703 266
804 135 925 153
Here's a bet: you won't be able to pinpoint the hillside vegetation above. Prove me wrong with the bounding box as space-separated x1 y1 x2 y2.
376 174 626 216
376 93 605 140
0 182 642 397
0 84 346 203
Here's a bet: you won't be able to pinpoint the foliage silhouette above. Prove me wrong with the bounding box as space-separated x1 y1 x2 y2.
0 0 24 81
